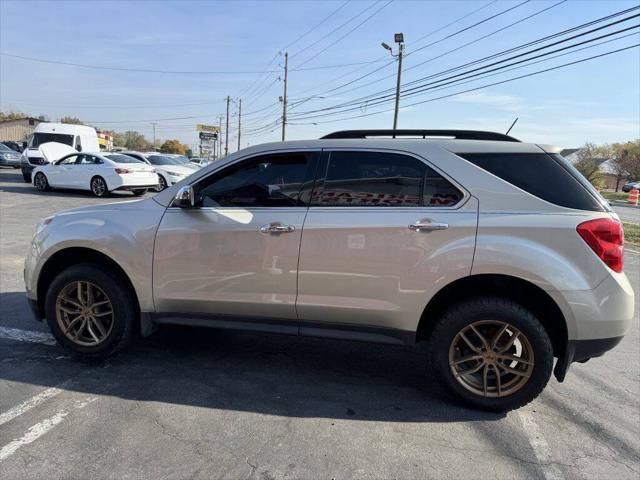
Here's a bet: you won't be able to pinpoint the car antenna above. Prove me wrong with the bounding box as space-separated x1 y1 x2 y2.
505 117 519 135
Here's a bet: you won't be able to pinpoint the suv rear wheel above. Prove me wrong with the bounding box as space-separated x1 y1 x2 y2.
428 297 553 411
45 263 137 359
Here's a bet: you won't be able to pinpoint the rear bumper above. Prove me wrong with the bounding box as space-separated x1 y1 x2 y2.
112 183 158 191
554 336 623 381
0 158 21 166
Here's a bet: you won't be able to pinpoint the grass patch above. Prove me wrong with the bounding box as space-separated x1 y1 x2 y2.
601 191 629 201
624 222 640 247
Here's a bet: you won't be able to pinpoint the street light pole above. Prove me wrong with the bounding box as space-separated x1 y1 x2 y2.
237 98 242 151
382 33 405 130
393 40 404 130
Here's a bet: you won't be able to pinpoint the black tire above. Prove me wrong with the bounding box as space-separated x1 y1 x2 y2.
90 176 109 197
13 165 20 169
156 175 167 191
33 172 50 191
45 263 138 360
428 297 553 412
132 188 147 196
22 172 31 183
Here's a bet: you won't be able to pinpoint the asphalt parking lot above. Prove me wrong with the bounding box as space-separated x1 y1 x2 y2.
0 167 638 479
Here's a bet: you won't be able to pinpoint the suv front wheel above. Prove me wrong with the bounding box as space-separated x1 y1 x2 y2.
45 263 137 359
429 297 553 411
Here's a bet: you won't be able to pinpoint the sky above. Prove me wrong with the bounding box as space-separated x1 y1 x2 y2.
0 0 639 151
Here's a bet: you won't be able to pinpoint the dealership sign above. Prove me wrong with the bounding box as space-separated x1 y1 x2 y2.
197 124 220 133
199 131 218 141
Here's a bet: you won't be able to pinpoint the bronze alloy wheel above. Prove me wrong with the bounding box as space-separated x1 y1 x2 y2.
55 281 114 346
448 320 535 398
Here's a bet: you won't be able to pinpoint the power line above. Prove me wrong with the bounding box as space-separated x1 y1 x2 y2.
282 0 352 51
288 43 639 126
293 0 394 69
288 9 640 118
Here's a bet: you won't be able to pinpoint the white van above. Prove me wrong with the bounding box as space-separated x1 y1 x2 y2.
20 123 100 182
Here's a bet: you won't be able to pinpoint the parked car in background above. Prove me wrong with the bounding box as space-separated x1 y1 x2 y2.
0 142 22 168
24 129 634 412
31 151 158 197
189 156 209 167
21 123 100 182
1 140 25 153
166 154 200 170
120 151 195 190
622 181 640 193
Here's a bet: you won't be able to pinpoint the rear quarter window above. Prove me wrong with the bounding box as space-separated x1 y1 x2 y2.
457 152 604 212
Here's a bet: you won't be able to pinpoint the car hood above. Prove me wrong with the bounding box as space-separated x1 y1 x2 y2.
40 142 77 162
156 164 196 175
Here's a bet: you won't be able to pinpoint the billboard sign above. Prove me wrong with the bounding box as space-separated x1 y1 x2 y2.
197 124 220 133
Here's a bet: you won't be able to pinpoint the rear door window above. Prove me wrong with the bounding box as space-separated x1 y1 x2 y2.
311 151 463 207
458 152 604 211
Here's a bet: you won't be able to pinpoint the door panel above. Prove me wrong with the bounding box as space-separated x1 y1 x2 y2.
297 201 478 333
153 208 306 319
296 149 478 335
152 149 319 321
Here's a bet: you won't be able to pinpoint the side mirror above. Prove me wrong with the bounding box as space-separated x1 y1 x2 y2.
76 145 82 152
173 185 195 208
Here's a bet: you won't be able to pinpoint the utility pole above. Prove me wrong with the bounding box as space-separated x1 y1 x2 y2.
237 98 242 151
218 115 223 159
151 122 157 149
225 96 230 156
281 52 288 141
382 33 404 130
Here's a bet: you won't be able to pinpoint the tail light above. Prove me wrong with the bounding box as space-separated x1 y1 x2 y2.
577 218 624 273
115 168 131 174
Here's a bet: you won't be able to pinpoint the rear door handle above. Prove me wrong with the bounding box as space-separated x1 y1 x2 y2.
260 222 295 234
409 220 449 232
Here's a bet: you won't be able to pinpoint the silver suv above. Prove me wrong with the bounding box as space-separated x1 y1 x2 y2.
24 130 634 411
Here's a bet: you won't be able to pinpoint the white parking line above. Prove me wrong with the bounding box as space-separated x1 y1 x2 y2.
0 327 56 345
0 379 74 427
518 408 564 480
0 396 97 462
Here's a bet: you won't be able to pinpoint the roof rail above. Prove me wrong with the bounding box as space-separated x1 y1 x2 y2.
320 129 520 142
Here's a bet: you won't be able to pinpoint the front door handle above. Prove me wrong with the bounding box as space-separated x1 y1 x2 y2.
409 220 449 232
260 222 295 234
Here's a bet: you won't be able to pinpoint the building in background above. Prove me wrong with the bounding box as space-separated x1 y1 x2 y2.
97 131 113 151
0 117 43 142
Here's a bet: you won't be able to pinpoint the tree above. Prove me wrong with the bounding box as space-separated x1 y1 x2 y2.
159 139 188 155
612 140 640 185
120 131 152 151
0 110 30 121
573 143 609 184
60 116 83 125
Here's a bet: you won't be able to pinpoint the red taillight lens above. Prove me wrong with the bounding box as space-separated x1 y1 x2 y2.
577 218 624 273
115 168 131 174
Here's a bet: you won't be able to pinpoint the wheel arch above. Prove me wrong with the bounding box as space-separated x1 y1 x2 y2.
90 174 110 193
36 247 140 321
416 274 568 359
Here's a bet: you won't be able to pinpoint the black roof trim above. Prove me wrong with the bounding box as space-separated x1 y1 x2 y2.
321 129 520 142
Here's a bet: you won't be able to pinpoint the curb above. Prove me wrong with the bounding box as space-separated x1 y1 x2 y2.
609 200 640 209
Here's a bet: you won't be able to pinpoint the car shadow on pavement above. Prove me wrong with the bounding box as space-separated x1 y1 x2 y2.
0 168 26 182
0 290 504 423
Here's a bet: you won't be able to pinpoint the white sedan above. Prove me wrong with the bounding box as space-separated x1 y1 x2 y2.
32 152 159 197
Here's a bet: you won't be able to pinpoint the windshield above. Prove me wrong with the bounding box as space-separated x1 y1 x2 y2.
30 132 74 148
0 143 13 152
173 155 190 164
148 155 181 165
104 154 144 164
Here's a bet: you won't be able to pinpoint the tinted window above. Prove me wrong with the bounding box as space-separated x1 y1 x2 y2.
198 153 311 208
105 154 143 164
312 151 462 207
30 133 74 148
459 152 604 212
148 155 180 165
57 155 79 165
78 154 101 165
0 143 12 152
